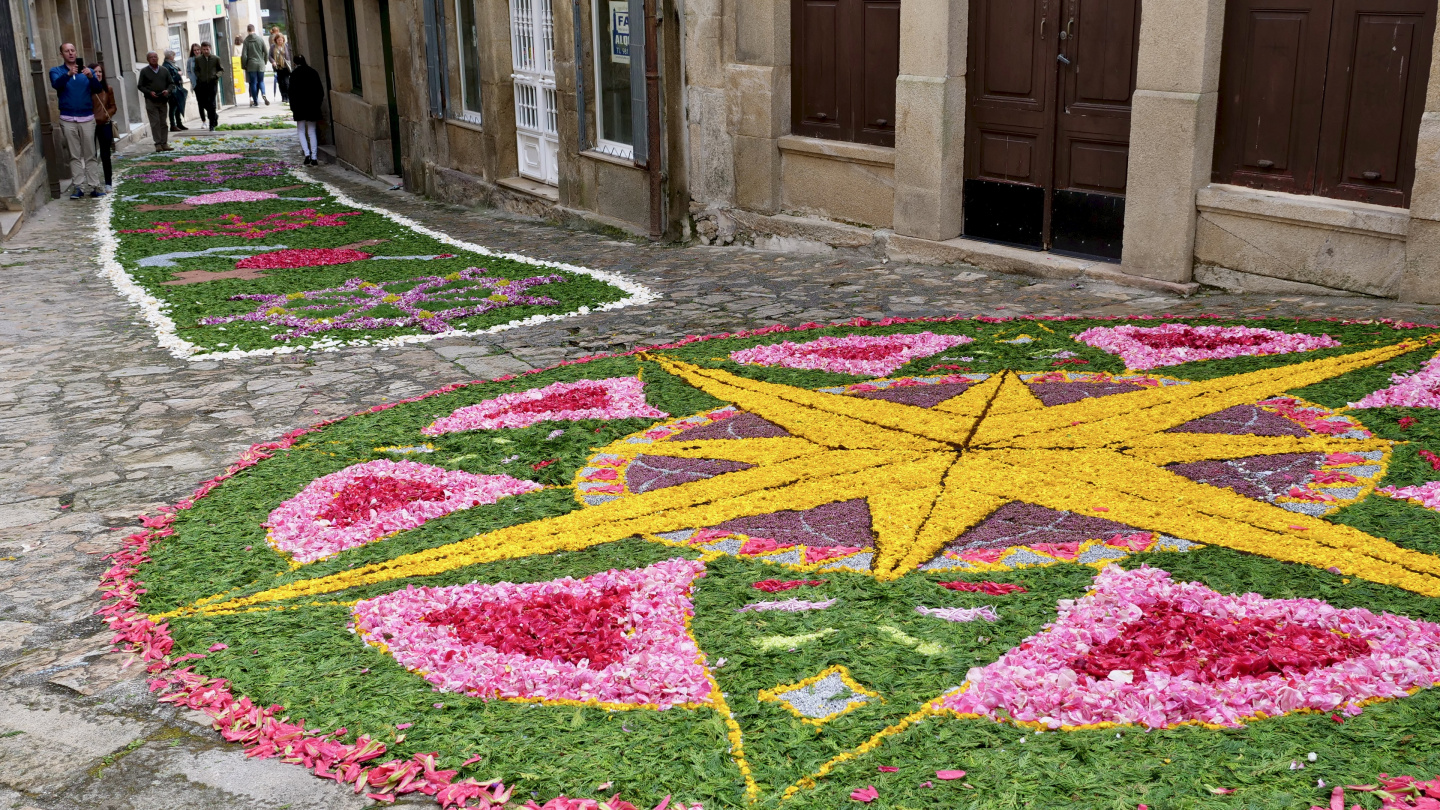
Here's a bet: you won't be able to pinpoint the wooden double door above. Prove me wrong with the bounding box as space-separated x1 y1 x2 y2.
963 0 1141 260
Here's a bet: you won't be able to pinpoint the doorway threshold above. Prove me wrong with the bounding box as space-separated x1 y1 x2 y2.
887 234 1199 296
497 176 560 202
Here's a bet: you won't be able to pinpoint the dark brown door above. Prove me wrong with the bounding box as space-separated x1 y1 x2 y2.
1315 0 1436 206
1213 0 1336 194
963 0 1141 259
1213 0 1435 207
792 0 900 146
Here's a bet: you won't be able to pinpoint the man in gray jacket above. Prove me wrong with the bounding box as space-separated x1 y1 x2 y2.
241 24 269 107
136 51 174 151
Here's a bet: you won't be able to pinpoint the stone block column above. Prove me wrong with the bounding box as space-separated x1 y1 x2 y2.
1118 0 1227 283
891 0 966 241
727 0 788 213
684 0 735 204
1398 36 1440 303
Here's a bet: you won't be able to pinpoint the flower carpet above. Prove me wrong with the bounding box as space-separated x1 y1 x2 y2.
108 316 1440 809
101 143 653 359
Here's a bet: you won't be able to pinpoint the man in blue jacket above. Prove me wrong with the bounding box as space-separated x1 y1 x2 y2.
48 43 104 199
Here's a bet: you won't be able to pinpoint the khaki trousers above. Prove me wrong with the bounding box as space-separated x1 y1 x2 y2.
59 119 101 192
145 98 169 149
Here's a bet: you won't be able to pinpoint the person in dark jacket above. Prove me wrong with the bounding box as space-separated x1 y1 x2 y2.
288 55 324 165
274 51 292 104
163 51 189 131
192 42 225 130
137 51 174 151
48 43 103 198
90 63 117 189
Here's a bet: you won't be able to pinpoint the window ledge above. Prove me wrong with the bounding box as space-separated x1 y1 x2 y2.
1197 183 1409 239
777 134 895 167
446 115 484 134
497 176 559 202
581 148 639 169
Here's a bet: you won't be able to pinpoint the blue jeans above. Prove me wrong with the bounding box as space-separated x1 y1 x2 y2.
246 70 264 103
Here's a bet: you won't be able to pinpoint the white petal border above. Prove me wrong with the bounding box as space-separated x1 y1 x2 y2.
96 168 658 361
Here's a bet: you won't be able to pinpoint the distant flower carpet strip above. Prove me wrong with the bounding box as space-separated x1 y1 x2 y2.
104 315 1440 809
101 142 654 359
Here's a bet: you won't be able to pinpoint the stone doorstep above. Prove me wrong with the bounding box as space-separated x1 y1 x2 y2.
888 233 1201 296
496 176 561 203
706 209 1199 296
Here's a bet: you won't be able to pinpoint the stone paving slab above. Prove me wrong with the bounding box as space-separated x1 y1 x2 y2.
0 131 1434 809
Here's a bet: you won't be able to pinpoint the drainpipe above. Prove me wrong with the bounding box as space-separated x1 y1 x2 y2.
643 0 662 239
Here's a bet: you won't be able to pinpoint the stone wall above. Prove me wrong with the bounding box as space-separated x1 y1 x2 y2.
300 0 687 238
680 0 1440 302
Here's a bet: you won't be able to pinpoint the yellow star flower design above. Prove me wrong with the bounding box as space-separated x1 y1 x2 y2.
170 336 1440 619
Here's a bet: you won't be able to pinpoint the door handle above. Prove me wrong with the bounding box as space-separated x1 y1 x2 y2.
1257 159 1274 168
1057 53 1071 65
1059 17 1075 39
1362 171 1381 181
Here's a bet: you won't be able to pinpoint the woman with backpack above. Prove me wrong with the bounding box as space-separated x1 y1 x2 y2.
163 50 188 131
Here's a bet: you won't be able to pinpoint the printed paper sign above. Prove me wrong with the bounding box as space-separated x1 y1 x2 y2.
609 1 630 65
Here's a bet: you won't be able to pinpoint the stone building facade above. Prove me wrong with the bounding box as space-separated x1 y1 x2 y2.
1 0 164 236
289 0 687 237
295 0 1440 301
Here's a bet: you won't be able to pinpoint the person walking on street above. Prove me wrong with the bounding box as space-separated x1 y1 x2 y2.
186 43 200 99
137 51 175 152
193 42 224 130
241 25 269 106
274 51 292 104
269 27 289 98
269 25 288 59
47 43 104 199
163 51 189 131
289 55 324 166
91 62 117 191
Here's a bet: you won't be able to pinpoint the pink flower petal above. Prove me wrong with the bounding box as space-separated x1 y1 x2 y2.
731 331 974 376
267 459 541 563
849 785 879 802
352 559 712 710
424 377 667 434
936 565 1440 730
1074 324 1339 370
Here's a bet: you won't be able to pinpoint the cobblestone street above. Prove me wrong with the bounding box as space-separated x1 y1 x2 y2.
1 133 1437 810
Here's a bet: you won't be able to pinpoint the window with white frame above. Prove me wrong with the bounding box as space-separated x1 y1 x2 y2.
591 0 632 157
167 24 184 60
454 0 483 121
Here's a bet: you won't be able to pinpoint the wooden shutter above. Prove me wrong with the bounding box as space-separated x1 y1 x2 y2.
791 0 898 145
630 0 649 165
852 0 899 146
1212 0 1335 194
0 0 29 151
423 0 448 117
1314 0 1436 206
793 0 845 140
